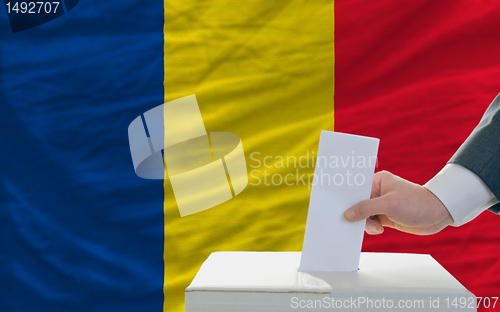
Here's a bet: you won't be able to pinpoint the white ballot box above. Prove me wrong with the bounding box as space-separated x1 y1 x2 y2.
185 252 476 312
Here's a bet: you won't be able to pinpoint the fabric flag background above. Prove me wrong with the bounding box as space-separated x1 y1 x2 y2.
0 1 165 311
335 0 500 306
162 1 333 310
1 1 499 312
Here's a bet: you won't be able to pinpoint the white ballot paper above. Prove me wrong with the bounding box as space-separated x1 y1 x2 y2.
299 131 379 272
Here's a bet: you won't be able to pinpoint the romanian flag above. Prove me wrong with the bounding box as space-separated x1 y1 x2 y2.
1 1 498 312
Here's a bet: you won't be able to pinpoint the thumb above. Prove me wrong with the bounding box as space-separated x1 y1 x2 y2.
344 196 393 222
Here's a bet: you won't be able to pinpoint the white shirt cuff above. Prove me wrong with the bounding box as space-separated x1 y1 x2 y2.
424 163 499 226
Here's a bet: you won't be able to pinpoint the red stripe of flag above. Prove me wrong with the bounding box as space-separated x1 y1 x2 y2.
335 0 500 303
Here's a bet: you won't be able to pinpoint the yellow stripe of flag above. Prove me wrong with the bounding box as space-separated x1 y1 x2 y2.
163 1 334 310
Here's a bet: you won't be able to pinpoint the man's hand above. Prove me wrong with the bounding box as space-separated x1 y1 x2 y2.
343 171 454 235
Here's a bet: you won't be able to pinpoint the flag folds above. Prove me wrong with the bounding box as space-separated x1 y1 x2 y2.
3 1 500 312
1 1 165 311
335 0 500 300
163 1 333 310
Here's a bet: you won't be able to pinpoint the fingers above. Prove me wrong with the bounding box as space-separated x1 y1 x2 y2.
370 170 390 198
376 214 396 228
344 195 394 222
365 216 383 235
370 172 382 199
365 215 398 235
